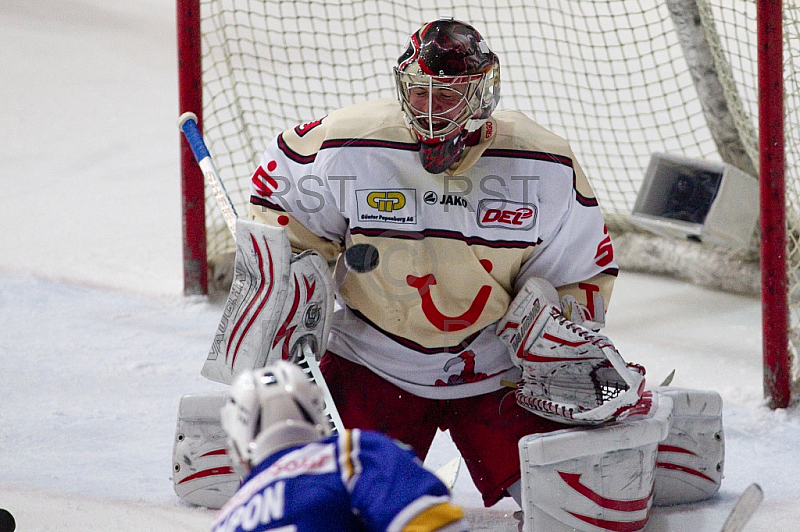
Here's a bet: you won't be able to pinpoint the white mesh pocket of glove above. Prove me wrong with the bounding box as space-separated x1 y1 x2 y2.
516 356 646 425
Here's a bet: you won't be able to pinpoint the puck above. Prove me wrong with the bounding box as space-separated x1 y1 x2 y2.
344 243 379 273
0 509 15 532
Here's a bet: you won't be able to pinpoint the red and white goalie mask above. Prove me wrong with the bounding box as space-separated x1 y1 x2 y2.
394 18 500 173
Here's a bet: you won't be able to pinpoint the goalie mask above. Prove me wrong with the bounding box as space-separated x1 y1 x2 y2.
220 361 332 469
394 18 500 173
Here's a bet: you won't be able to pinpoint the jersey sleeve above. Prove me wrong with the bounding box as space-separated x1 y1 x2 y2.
513 156 618 324
248 118 346 262
338 430 468 532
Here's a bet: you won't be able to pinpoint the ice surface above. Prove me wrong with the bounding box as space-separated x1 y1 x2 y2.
1 1 796 530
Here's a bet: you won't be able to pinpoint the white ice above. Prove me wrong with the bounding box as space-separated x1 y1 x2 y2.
0 1 797 530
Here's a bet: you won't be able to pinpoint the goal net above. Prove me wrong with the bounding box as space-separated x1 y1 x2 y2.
179 0 800 401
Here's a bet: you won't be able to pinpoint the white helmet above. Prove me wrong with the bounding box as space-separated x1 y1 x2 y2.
220 361 332 469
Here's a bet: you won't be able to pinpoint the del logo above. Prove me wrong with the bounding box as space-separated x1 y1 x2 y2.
477 199 537 230
356 188 416 224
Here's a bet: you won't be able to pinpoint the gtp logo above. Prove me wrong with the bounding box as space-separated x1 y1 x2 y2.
355 189 416 224
367 190 406 212
477 199 537 230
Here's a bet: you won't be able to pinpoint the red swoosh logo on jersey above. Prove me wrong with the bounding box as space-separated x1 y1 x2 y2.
407 273 492 332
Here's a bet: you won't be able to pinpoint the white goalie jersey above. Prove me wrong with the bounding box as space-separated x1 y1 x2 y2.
248 98 618 400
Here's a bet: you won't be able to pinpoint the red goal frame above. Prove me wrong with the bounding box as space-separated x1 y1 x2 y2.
758 0 789 408
176 0 792 407
177 0 206 295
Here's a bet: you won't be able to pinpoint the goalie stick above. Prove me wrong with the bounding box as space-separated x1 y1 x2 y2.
297 343 345 433
178 112 238 238
719 483 763 532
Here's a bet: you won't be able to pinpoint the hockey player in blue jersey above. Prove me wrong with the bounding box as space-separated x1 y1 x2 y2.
212 360 470 532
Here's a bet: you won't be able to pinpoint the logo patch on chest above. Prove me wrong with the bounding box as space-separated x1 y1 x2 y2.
423 191 469 210
476 199 537 230
356 189 417 224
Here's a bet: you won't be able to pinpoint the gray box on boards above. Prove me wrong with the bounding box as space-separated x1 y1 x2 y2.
630 152 758 250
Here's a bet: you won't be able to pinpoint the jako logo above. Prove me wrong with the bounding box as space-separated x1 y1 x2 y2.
367 191 406 212
439 194 468 208
477 199 537 230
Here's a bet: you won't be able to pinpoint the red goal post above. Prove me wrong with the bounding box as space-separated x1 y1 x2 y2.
177 0 206 295
176 0 798 407
758 0 789 408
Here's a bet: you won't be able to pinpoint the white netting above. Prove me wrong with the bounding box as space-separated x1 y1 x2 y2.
196 0 800 387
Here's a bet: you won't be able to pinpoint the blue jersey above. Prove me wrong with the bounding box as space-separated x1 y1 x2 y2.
211 429 468 532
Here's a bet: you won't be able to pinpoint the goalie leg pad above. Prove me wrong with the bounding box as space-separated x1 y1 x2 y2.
202 219 334 384
172 392 241 509
653 387 725 506
518 392 673 532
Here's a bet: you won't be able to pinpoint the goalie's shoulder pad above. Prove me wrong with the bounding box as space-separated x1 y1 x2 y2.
321 98 412 142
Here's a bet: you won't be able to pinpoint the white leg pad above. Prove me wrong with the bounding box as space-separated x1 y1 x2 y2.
172 392 241 509
518 392 673 531
202 219 334 385
652 387 724 506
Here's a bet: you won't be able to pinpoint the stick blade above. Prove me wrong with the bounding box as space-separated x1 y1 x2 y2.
433 457 462 491
721 483 763 532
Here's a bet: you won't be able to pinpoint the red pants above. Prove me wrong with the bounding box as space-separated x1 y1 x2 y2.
320 352 569 506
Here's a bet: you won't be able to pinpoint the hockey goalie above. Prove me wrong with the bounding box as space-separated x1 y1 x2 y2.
172 16 725 532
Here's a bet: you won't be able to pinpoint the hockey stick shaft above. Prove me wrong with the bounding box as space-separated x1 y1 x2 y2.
178 112 239 238
720 483 763 532
301 343 345 433
305 340 459 487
